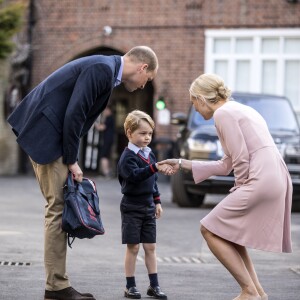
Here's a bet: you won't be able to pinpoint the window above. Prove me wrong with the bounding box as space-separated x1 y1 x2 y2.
205 29 300 113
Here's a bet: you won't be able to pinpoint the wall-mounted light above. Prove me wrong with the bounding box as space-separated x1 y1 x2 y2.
102 25 112 36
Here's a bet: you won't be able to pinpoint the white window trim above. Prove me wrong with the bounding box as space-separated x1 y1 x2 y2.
205 28 300 112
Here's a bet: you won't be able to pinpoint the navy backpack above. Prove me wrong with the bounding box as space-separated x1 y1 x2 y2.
62 172 105 247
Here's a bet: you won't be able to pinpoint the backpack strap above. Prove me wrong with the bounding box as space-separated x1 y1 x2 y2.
67 234 76 248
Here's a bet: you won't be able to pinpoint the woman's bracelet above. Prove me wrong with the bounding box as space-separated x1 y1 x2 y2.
178 158 182 171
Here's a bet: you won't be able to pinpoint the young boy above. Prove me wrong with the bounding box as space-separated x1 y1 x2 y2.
117 110 170 299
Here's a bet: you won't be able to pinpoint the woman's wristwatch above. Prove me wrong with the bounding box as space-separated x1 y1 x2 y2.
178 158 182 170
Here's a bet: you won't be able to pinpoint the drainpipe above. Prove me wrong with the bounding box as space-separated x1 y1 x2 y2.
19 0 35 173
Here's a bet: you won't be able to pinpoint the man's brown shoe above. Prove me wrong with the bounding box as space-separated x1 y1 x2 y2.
44 287 96 300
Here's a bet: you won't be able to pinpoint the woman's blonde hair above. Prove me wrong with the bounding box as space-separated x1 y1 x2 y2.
124 110 155 136
189 73 231 104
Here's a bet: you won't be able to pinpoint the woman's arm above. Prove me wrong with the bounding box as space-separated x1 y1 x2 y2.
158 156 232 183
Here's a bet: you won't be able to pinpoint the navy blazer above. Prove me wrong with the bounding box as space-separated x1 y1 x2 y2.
7 55 121 165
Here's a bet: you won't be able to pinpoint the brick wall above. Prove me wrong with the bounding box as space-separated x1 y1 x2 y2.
28 0 300 136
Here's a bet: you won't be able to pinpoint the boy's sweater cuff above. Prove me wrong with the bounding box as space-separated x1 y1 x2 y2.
150 163 158 173
154 196 161 204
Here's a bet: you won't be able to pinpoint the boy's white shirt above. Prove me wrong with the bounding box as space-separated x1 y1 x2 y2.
128 142 151 159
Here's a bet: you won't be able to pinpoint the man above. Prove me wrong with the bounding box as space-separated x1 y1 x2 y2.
7 46 158 300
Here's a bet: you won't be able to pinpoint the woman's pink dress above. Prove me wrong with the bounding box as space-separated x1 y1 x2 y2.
192 101 292 253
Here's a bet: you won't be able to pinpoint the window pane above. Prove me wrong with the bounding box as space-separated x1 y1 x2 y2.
236 38 253 54
213 38 230 54
235 97 299 133
284 38 300 54
262 38 279 54
235 61 250 92
262 61 277 94
214 60 228 83
285 60 300 107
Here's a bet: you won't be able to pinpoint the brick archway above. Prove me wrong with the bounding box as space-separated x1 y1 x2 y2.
49 35 133 68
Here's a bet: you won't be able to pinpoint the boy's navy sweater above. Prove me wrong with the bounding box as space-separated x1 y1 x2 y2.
117 147 161 206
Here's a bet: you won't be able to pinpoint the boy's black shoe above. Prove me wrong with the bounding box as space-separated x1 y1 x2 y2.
124 286 141 299
147 286 167 299
44 286 95 300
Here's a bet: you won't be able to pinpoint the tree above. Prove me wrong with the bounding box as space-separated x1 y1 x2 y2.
0 0 25 59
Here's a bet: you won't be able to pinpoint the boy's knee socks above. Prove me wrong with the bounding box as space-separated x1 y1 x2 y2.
126 276 136 288
148 273 159 287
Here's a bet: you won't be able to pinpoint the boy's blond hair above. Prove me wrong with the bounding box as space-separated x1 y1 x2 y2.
124 110 155 136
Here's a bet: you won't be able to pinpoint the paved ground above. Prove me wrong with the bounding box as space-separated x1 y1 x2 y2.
0 175 299 300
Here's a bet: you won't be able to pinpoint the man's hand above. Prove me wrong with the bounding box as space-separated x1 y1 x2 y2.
68 162 83 182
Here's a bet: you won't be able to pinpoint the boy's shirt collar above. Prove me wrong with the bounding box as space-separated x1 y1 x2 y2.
128 142 151 159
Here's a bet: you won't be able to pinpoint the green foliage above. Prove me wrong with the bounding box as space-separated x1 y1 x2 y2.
0 0 25 59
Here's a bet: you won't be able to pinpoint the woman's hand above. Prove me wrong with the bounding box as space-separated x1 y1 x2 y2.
158 158 193 172
156 162 176 175
158 159 180 174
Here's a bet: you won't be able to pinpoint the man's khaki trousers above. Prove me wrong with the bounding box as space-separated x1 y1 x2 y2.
30 157 70 291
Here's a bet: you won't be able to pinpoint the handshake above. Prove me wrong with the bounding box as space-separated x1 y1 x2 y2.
155 158 183 176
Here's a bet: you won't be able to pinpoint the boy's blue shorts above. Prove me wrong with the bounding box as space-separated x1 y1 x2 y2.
120 202 156 244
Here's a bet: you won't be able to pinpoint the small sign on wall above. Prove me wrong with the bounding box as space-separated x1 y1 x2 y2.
157 108 171 125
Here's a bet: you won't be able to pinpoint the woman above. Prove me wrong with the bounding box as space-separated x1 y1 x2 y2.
159 73 292 300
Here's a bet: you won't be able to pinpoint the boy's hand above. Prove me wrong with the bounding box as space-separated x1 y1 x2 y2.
156 163 176 175
158 159 180 172
155 203 163 219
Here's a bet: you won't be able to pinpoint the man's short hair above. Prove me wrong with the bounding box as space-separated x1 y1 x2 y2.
125 46 158 72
